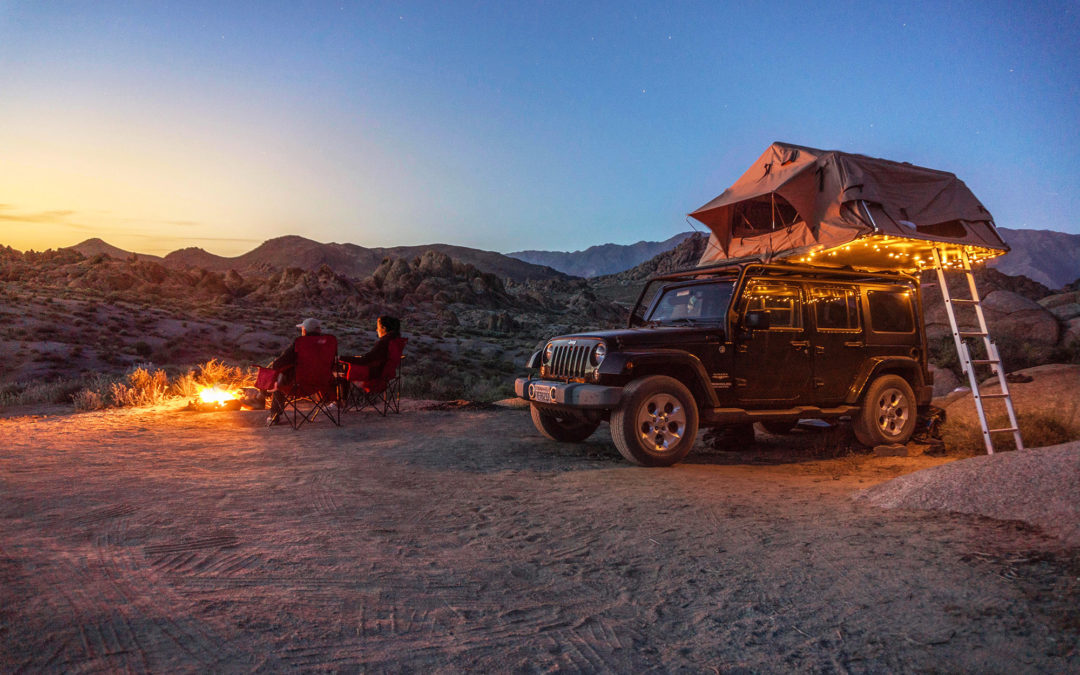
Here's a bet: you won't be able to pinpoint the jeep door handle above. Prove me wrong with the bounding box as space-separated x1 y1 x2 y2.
843 340 864 348
790 340 810 350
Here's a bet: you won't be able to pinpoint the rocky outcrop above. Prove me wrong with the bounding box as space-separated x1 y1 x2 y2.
941 363 1080 430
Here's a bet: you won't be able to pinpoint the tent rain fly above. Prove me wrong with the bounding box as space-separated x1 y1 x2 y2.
689 142 1009 271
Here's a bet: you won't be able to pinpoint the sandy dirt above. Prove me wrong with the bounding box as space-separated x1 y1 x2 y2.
1 403 1077 672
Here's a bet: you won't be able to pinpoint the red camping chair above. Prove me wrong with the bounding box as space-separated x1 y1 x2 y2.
342 337 407 416
266 334 341 429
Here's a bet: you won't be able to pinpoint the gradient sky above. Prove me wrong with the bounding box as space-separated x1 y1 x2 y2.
2 1 1078 257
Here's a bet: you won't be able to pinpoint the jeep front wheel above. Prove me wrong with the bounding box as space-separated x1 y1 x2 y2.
530 404 600 443
611 375 699 467
853 375 917 447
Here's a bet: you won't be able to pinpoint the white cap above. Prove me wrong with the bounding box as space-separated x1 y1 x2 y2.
296 317 321 333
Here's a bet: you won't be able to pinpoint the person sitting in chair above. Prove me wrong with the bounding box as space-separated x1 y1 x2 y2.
340 316 401 382
265 317 325 425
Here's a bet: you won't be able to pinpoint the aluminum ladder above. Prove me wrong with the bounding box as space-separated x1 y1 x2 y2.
931 248 1023 454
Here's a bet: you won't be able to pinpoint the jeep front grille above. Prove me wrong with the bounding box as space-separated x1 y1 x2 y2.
548 343 591 379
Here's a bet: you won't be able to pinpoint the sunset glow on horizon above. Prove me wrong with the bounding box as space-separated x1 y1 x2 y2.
2 1 1078 258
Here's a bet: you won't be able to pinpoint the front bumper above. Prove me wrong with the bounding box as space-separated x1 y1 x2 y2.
514 377 623 409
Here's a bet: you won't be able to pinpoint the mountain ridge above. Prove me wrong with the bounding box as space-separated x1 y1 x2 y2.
508 232 694 278
70 235 568 283
53 226 1080 289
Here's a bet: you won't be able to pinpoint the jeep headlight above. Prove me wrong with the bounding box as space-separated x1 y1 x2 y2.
592 342 607 366
543 342 555 363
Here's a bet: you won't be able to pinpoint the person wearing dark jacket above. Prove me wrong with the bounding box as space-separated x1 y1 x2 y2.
340 316 401 381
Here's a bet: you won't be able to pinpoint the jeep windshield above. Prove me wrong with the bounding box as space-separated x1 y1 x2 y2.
644 281 734 325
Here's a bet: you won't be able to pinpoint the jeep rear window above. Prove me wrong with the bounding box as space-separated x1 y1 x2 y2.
646 281 734 324
868 290 915 333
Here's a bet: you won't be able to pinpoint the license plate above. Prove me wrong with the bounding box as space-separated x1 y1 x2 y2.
530 383 553 404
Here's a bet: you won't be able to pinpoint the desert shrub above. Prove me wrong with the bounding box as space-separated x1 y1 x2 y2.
0 374 108 410
134 340 153 357
927 336 962 376
109 366 169 407
72 388 107 411
942 410 1080 455
1048 338 1080 365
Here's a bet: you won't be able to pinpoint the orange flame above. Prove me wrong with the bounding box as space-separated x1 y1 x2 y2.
198 387 238 404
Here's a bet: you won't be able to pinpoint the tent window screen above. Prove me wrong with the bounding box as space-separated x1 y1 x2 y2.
868 290 914 333
811 287 860 331
743 283 802 329
732 194 801 236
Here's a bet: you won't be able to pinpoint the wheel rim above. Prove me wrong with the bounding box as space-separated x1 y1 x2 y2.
875 386 910 439
636 393 687 452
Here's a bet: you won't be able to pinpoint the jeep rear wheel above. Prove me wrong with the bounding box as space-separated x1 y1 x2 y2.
853 375 917 447
611 375 699 467
530 404 600 443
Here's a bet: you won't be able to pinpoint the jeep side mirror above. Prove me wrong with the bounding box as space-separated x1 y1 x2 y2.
744 310 771 331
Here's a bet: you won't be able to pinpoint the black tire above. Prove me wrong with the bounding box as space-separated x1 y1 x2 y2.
610 375 699 467
530 404 600 443
759 420 798 435
853 375 917 447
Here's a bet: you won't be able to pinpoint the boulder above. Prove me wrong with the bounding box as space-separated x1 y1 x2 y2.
928 364 961 398
1063 317 1080 346
980 290 1060 346
1038 290 1080 321
416 250 454 278
943 363 1080 430
483 311 518 333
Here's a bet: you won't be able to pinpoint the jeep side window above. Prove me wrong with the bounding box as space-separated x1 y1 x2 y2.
810 287 860 331
742 282 801 329
868 289 915 333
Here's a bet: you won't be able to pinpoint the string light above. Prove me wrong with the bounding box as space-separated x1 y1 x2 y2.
775 234 1005 272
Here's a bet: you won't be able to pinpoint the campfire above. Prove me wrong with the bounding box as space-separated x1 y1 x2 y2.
188 386 245 412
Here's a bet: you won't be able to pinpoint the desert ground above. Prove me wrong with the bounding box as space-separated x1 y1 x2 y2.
1 402 1077 672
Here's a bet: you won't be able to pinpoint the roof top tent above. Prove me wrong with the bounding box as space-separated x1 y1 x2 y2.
688 142 1009 271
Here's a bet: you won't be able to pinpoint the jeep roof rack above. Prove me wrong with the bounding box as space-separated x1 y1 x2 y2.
650 258 917 285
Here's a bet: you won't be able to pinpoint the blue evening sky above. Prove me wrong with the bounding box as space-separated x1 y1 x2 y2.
1 1 1077 256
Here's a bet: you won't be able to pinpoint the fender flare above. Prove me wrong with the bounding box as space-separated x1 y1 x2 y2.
847 356 925 404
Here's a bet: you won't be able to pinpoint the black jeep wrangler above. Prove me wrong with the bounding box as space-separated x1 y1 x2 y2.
515 260 934 466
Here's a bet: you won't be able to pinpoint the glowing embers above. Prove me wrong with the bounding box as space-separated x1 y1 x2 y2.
794 235 1006 271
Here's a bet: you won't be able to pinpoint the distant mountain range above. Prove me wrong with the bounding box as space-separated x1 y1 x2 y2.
69 236 568 283
58 226 1080 289
989 228 1080 290
512 227 1080 290
508 232 695 278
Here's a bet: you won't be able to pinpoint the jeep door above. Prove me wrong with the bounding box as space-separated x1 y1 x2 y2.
733 280 812 405
807 284 864 404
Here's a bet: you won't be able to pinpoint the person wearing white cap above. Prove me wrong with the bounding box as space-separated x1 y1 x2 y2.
264 318 324 424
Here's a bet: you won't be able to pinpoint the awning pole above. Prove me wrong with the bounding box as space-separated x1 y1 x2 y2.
860 200 880 233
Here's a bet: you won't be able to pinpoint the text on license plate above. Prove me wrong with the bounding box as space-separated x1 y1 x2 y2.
530 383 554 404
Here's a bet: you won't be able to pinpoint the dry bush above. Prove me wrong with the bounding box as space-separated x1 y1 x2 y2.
109 366 169 407
72 389 107 411
1 374 110 410
943 410 1080 455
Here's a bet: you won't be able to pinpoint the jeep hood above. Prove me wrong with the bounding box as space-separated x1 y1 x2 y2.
552 327 724 350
